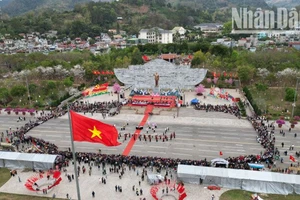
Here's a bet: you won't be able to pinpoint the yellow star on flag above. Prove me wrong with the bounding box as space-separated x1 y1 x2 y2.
88 126 102 139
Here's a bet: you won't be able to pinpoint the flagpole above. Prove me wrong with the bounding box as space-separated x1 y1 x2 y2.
68 105 81 200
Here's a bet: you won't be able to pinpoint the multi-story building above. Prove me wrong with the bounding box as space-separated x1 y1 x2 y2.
138 27 173 44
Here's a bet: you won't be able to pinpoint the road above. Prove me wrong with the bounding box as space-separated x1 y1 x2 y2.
24 108 264 160
1 107 299 165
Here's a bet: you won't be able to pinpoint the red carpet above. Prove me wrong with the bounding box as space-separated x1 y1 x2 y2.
122 105 154 156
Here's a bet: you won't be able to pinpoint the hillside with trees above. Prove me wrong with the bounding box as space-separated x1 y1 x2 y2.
0 0 93 16
266 0 300 8
168 0 269 10
0 0 270 39
0 0 270 18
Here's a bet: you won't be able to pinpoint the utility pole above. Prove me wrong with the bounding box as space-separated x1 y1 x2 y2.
292 77 299 118
25 75 32 106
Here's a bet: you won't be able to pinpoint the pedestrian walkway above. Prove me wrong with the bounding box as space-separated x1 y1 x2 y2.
122 105 154 155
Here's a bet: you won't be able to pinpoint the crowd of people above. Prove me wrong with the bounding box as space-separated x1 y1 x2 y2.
1 105 262 173
0 110 65 168
194 103 241 118
2 99 297 176
70 100 122 116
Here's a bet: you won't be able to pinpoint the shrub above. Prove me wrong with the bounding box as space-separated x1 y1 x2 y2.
285 88 296 102
78 83 86 91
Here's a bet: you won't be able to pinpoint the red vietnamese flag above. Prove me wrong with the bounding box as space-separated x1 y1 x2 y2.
178 185 185 194
290 155 296 162
179 192 187 200
70 111 121 146
219 151 223 156
92 83 108 93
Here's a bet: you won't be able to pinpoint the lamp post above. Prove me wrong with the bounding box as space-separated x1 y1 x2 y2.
291 77 300 118
25 75 32 106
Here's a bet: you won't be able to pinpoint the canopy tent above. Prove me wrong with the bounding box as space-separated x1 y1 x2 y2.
211 158 229 168
190 98 199 105
147 173 164 185
177 165 300 195
0 152 58 170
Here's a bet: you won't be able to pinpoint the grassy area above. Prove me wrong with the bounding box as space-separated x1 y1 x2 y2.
220 190 300 200
0 168 11 187
249 86 293 119
0 168 64 200
0 193 61 200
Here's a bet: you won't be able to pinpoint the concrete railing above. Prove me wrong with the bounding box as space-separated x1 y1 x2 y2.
58 92 82 109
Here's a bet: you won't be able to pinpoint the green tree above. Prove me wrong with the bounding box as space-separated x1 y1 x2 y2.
10 85 27 97
63 77 74 87
29 83 38 93
222 21 232 36
191 50 206 67
115 57 123 68
255 83 268 91
237 65 255 83
81 33 89 41
123 56 130 67
209 45 230 57
285 88 296 102
47 81 56 90
0 88 11 105
89 39 95 45
131 48 144 65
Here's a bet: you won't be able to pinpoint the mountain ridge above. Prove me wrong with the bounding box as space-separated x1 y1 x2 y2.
266 0 300 8
0 0 271 17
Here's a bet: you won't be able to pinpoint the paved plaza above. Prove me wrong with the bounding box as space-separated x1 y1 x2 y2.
0 164 228 200
0 88 299 199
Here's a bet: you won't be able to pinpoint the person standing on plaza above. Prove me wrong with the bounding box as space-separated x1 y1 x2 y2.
211 194 215 200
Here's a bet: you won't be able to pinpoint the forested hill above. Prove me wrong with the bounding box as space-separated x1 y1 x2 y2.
0 0 12 7
0 0 270 39
168 0 269 10
266 0 300 8
0 0 270 17
0 0 94 16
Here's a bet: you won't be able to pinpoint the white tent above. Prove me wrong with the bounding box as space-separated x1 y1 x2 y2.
0 152 58 170
177 165 300 195
147 174 164 185
211 158 229 168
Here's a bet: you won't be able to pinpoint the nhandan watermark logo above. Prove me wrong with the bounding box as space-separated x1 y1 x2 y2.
232 8 300 32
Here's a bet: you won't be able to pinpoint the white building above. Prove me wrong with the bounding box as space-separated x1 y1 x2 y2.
194 23 223 32
138 27 173 44
172 27 186 39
